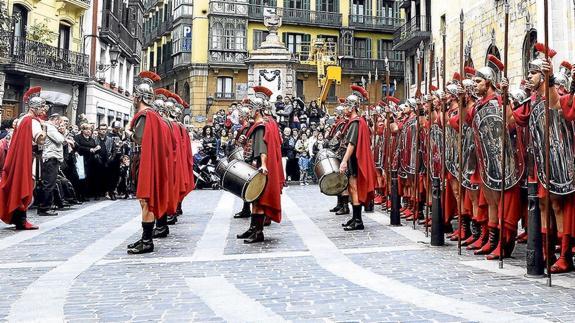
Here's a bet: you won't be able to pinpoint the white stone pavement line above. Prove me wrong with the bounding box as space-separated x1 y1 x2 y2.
461 260 575 289
7 215 141 323
95 245 425 266
191 192 235 261
0 261 63 269
185 276 286 323
367 210 430 244
0 200 118 252
282 195 549 323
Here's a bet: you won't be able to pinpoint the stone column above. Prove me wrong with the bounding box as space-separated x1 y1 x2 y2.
68 84 79 124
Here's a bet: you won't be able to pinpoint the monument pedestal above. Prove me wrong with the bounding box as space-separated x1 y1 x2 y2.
245 10 297 100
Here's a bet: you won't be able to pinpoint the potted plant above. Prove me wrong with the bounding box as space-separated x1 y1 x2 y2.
124 90 131 97
118 86 124 94
110 81 117 89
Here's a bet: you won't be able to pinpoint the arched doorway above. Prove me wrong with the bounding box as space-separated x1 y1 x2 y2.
522 29 537 79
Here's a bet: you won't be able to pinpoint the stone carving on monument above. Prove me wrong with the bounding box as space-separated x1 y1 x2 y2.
246 7 296 101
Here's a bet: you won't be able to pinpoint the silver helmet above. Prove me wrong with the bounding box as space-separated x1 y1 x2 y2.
345 94 361 109
406 98 417 110
462 78 478 98
475 54 504 85
23 86 47 114
555 61 573 90
334 105 345 116
134 71 160 106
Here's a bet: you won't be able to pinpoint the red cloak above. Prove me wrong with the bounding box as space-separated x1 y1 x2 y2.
168 121 188 205
130 109 173 219
0 115 35 224
344 116 377 205
179 123 195 194
246 118 284 223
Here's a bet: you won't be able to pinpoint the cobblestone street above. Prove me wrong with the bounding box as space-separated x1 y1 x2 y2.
1 185 575 322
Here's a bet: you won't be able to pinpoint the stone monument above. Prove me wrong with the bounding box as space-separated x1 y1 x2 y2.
245 8 297 101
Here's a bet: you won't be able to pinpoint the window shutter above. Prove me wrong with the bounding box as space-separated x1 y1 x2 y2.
367 39 372 59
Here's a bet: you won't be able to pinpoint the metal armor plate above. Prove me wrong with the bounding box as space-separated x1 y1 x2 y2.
399 117 418 175
428 124 443 179
472 99 525 191
529 100 575 195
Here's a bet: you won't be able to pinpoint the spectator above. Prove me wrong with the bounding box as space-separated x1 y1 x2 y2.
201 125 217 164
117 155 131 199
298 151 310 186
74 123 99 201
312 132 326 156
37 114 65 216
106 122 125 200
280 127 293 181
295 132 309 157
0 118 15 140
218 128 230 156
0 127 12 174
275 95 291 129
93 123 115 200
308 100 325 125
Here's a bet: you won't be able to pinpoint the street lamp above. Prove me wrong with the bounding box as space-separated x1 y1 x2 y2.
97 44 120 72
205 95 214 116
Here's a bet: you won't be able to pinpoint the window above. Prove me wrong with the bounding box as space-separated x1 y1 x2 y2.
118 61 124 88
377 0 396 17
12 5 28 38
296 79 304 99
352 0 367 16
58 23 71 50
317 0 338 12
253 30 269 49
377 40 393 59
149 51 155 68
217 77 234 99
250 0 277 5
354 38 370 58
283 33 310 55
485 44 501 64
340 31 353 57
210 19 246 51
285 0 309 9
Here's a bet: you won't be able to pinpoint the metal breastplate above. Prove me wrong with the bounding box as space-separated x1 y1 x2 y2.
529 100 575 195
472 99 525 190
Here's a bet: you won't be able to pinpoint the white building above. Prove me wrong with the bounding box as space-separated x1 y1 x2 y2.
81 0 143 127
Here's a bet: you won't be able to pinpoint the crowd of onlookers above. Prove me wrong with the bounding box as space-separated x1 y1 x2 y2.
205 96 336 185
0 114 132 216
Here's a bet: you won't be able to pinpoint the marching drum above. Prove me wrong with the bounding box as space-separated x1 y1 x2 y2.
215 158 229 183
219 159 267 202
314 149 349 196
227 147 245 161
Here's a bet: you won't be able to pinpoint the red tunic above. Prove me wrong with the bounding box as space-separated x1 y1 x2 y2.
0 116 36 224
130 109 173 219
246 118 284 223
343 116 377 205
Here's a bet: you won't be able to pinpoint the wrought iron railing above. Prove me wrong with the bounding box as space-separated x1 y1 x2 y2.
340 57 404 76
101 10 120 42
208 50 248 65
393 15 431 47
348 15 403 29
0 33 88 77
215 92 236 100
154 57 173 78
209 1 249 16
247 4 341 27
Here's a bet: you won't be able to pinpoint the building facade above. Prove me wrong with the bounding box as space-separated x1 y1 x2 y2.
397 0 575 96
0 0 90 121
142 0 406 124
81 0 143 126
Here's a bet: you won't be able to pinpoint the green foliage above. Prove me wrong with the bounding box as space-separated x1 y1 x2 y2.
27 19 57 44
0 0 11 32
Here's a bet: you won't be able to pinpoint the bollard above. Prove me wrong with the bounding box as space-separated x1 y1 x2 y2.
431 177 445 246
390 170 401 226
526 181 545 278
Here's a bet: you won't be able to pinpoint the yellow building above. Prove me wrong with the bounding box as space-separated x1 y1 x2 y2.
0 0 90 119
142 0 405 124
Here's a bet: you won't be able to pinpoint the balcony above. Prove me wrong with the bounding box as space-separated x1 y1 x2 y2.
0 33 88 82
248 5 342 27
60 0 91 10
209 1 248 16
100 10 120 44
393 15 431 51
208 49 248 67
154 57 173 78
340 56 404 78
348 15 403 32
143 15 173 47
214 92 236 100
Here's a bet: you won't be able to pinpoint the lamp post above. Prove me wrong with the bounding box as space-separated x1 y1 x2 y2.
205 95 214 117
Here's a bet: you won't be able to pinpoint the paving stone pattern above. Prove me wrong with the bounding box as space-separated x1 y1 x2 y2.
1 186 575 322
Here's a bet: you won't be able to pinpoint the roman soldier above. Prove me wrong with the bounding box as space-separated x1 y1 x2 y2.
233 100 255 219
126 71 173 254
236 86 284 243
0 86 49 230
381 96 401 211
339 85 377 231
468 55 523 260
328 101 350 215
513 44 575 272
